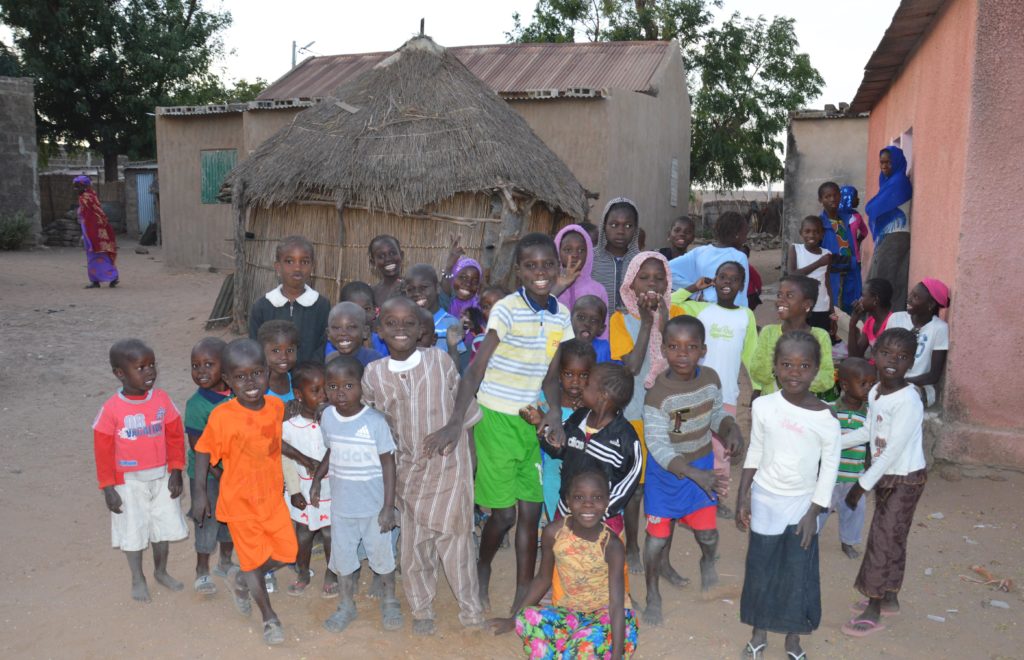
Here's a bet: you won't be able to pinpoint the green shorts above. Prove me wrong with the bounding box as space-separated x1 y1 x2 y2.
474 405 543 509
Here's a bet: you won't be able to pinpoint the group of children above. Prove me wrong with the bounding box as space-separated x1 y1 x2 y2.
92 191 946 656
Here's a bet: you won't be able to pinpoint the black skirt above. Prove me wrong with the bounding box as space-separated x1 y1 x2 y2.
740 525 822 634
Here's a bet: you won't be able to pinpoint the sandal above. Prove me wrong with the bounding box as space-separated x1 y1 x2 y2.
787 653 807 660
381 598 404 631
193 574 217 595
324 601 358 633
287 579 310 597
743 641 766 659
321 580 340 599
84 282 101 289
108 279 119 288
841 618 887 637
262 619 285 645
224 566 252 617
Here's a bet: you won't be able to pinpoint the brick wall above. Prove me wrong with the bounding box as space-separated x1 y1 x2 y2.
0 76 41 243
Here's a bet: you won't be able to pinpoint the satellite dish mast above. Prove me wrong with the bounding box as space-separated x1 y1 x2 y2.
292 40 316 68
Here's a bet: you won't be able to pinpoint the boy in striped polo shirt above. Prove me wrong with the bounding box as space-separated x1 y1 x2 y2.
817 357 876 559
425 233 572 613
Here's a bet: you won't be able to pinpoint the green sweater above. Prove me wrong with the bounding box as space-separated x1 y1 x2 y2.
749 324 834 394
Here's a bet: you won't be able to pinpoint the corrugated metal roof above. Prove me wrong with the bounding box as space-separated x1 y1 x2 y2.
850 0 948 113
257 41 674 101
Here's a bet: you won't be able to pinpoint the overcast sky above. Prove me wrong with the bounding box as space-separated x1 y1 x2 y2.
209 0 899 108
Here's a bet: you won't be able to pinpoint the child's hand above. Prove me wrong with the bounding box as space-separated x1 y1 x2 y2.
290 493 308 510
723 426 744 464
851 299 865 321
297 453 319 474
796 504 821 549
446 323 464 349
518 405 544 428
378 506 396 533
103 486 123 514
543 409 566 448
844 483 865 510
190 491 210 527
556 257 583 290
735 493 751 533
210 464 224 479
423 422 459 458
485 617 516 636
283 398 303 420
168 469 183 499
309 482 321 508
446 234 465 271
689 468 724 497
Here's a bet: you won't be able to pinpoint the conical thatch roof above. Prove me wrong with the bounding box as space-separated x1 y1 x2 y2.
228 35 589 219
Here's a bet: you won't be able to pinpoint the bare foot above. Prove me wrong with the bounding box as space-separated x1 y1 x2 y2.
784 632 804 658
154 570 183 592
626 549 644 574
367 572 384 599
131 576 152 603
642 596 663 626
660 561 691 588
700 557 719 591
842 543 861 559
413 618 437 636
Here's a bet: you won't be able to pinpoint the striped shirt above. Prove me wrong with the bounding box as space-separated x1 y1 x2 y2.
643 367 729 469
477 290 574 414
832 404 868 483
320 406 396 518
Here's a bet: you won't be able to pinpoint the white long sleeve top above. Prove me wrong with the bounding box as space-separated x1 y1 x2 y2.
744 391 841 508
857 384 926 491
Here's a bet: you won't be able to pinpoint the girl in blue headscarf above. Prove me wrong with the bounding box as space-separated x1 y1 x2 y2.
818 181 861 314
865 146 913 309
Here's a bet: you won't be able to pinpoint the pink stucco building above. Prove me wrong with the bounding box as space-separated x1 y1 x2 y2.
851 0 1024 468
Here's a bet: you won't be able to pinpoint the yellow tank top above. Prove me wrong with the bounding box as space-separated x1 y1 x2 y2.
552 517 610 613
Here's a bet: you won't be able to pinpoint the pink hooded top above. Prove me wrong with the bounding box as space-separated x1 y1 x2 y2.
554 224 610 339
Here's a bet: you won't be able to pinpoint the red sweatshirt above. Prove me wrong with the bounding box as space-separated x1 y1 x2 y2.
92 389 185 488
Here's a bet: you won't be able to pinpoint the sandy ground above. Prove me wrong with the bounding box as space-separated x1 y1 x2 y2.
1 243 1021 659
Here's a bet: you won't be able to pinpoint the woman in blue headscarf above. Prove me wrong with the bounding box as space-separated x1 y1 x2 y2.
865 146 913 309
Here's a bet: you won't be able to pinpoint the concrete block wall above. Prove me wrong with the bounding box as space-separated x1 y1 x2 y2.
0 76 41 243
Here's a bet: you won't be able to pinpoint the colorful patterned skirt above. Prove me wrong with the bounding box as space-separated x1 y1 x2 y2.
515 605 638 659
83 233 119 283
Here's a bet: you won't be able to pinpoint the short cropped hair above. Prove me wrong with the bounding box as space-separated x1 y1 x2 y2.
514 232 558 264
817 181 840 199
368 234 400 256
865 278 894 308
406 263 439 284
780 275 819 303
715 260 744 278
275 235 314 261
875 327 917 355
109 338 152 369
713 211 748 245
560 338 597 366
192 336 226 356
573 294 607 318
257 320 300 347
325 353 364 380
292 362 325 389
664 315 706 343
773 330 821 367
340 280 375 305
222 338 266 370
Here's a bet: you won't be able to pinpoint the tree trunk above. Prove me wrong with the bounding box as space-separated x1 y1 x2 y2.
634 0 659 40
103 150 119 183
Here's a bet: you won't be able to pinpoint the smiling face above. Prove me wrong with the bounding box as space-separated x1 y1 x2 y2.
294 372 326 418
406 273 440 312
874 339 914 385
479 289 503 320
369 237 403 281
714 263 744 307
559 231 588 271
274 246 313 292
115 349 157 396
774 343 818 397
325 367 362 417
559 354 592 407
662 324 706 380
604 209 637 254
328 311 366 356
879 150 893 178
819 185 841 215
630 257 668 298
223 357 269 410
776 280 812 322
905 283 936 316
261 337 297 375
566 473 610 529
669 219 695 251
800 219 823 249
190 347 224 391
452 266 480 301
514 244 559 303
377 299 422 360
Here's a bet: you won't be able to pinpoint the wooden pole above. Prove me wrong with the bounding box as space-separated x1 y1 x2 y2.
231 182 247 334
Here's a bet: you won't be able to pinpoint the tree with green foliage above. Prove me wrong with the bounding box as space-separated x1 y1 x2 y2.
0 42 22 76
508 0 823 190
1 0 232 181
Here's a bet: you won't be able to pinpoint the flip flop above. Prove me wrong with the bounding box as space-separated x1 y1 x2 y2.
287 579 310 597
841 618 887 637
84 282 101 289
324 601 358 633
381 598 404 631
742 641 766 659
211 562 236 579
193 574 217 595
850 599 900 617
262 619 285 645
787 652 807 660
321 581 340 599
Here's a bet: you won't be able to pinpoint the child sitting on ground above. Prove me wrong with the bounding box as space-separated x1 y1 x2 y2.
325 302 383 365
572 295 612 363
672 260 757 519
848 278 894 359
427 233 572 614
257 320 299 403
749 275 835 397
817 357 876 559
788 215 834 334
487 470 639 659
280 362 336 597
659 215 696 261
339 280 388 355
185 337 235 595
363 296 484 634
310 355 401 633
368 234 405 302
93 338 188 603
841 328 927 638
642 316 743 626
609 251 682 573
192 339 297 645
249 235 329 364
736 331 841 660
553 224 610 337
886 278 950 406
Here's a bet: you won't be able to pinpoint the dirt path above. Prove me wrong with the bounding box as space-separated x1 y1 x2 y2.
0 243 1020 658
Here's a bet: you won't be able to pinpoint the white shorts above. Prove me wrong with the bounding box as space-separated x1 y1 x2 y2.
329 513 396 577
111 474 188 552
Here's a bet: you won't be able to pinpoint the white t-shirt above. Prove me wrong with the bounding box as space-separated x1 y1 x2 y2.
688 302 757 406
857 383 926 491
887 312 949 405
793 244 832 311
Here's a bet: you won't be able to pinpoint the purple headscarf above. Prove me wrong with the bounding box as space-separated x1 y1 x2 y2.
448 256 482 318
73 175 92 187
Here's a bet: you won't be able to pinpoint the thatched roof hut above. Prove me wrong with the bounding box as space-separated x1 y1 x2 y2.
226 35 589 327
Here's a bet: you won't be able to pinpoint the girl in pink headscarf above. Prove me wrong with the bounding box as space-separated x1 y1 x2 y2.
553 224 610 339
608 251 685 570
